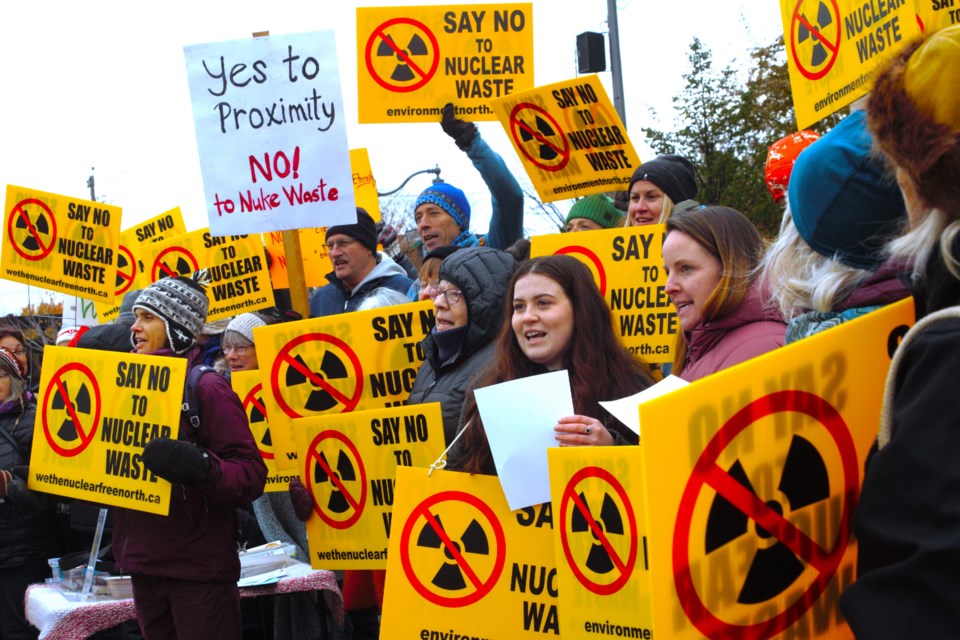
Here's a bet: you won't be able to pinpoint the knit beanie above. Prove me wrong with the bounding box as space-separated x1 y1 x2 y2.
0 346 25 380
57 326 81 346
765 130 821 203
414 182 471 232
224 312 267 344
326 208 378 253
564 194 625 229
132 272 210 354
628 155 698 203
788 110 907 270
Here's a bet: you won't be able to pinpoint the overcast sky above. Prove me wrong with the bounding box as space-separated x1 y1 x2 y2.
0 0 782 316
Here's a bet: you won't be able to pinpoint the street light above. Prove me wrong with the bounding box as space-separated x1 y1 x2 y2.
377 165 443 197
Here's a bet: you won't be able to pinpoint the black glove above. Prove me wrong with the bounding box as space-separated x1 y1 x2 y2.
440 103 478 151
289 478 314 522
142 438 210 486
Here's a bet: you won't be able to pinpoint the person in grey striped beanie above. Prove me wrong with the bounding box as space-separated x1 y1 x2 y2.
131 272 209 354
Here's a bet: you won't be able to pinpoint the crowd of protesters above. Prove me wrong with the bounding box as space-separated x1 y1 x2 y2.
3 24 960 639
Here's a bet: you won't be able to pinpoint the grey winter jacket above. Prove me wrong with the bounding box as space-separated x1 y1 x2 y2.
309 253 412 317
406 247 516 443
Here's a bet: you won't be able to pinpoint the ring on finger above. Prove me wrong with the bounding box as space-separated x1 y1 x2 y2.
584 426 592 436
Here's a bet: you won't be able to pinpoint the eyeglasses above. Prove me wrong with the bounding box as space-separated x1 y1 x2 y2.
0 371 9 379
417 280 440 297
223 345 251 356
324 238 357 251
434 287 463 305
4 347 24 358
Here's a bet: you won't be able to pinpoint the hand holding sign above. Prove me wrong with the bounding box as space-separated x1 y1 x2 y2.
142 438 210 486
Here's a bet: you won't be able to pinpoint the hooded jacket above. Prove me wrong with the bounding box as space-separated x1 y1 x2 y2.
112 346 267 582
309 253 412 317
679 282 786 382
406 247 515 443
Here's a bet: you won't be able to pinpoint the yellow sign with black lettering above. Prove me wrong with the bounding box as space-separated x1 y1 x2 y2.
2 185 121 303
547 446 655 639
638 298 914 639
95 207 188 323
915 0 960 33
27 346 187 515
491 75 639 202
530 225 675 363
253 300 434 470
381 467 558 639
356 4 533 123
139 228 274 321
231 369 294 493
262 148 381 290
295 403 445 569
780 0 920 128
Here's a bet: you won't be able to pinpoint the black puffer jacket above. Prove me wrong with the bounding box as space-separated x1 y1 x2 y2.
0 398 59 568
406 247 516 443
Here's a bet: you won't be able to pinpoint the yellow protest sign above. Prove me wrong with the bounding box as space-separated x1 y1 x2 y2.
95 207 188 323
231 369 296 493
295 403 445 569
547 446 654 639
356 4 533 123
139 228 274 321
381 467 558 638
916 0 960 32
638 299 914 639
253 300 434 469
530 226 676 364
2 185 121 304
262 149 381 290
491 75 639 202
780 0 921 128
27 346 188 515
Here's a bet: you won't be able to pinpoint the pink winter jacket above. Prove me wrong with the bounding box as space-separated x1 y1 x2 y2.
679 283 786 382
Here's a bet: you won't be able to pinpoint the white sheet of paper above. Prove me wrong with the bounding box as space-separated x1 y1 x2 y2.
599 375 690 436
473 370 574 510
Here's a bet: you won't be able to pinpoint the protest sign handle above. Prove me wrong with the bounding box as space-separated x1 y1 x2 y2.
81 508 108 601
253 30 310 319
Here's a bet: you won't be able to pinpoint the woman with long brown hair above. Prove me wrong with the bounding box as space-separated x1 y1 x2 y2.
663 206 785 381
448 254 656 476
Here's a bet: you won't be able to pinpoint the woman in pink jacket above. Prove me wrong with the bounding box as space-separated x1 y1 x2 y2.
662 206 786 381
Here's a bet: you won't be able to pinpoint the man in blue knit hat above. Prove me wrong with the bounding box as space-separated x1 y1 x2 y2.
413 103 525 252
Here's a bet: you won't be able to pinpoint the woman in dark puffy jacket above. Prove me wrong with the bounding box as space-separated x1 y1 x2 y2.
0 346 58 640
407 246 516 444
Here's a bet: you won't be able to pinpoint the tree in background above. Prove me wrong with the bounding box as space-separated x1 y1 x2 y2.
642 36 843 237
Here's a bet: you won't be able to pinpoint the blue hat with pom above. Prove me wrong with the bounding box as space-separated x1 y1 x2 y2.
414 182 471 232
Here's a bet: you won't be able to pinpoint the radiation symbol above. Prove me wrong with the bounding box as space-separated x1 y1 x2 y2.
790 0 840 80
400 490 507 608
7 198 57 261
114 245 137 295
509 103 570 172
270 333 363 419
674 390 857 640
41 362 102 457
560 467 639 595
704 435 829 604
242 384 272 460
151 246 198 281
304 430 367 529
365 17 440 93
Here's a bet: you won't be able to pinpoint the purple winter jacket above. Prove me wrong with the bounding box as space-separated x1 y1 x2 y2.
679 283 786 383
112 346 267 582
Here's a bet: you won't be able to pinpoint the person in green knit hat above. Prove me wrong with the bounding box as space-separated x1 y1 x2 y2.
563 194 625 232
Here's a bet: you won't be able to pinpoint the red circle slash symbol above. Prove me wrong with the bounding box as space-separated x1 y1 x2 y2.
554 246 607 295
790 0 841 80
242 383 273 460
7 198 57 261
269 333 363 419
560 466 638 595
365 18 440 93
114 244 138 295
304 430 367 529
41 363 102 457
151 246 198 282
399 490 507 608
673 390 858 640
509 103 570 172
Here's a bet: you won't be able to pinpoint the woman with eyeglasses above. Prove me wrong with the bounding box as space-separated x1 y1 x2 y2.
221 313 270 377
0 346 58 639
0 327 35 394
448 254 658 475
407 246 516 444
